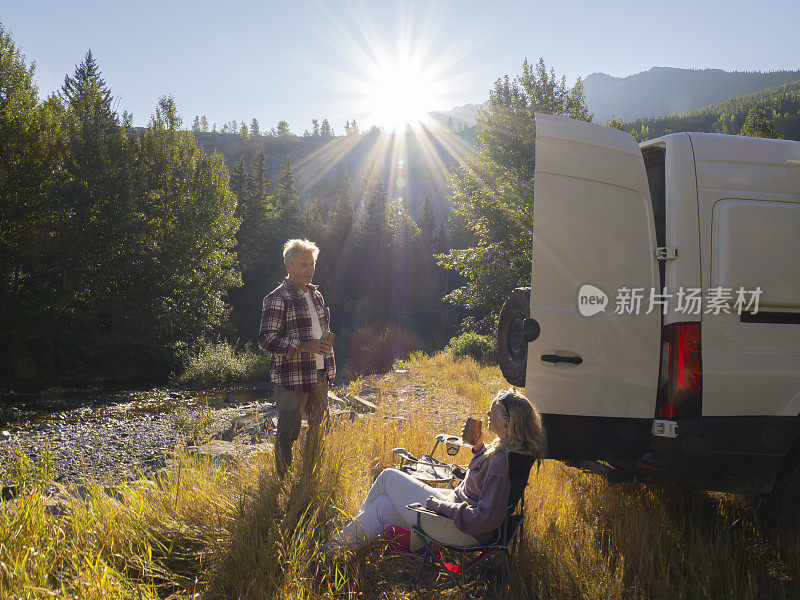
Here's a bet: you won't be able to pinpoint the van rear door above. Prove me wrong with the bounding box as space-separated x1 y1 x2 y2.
529 114 661 460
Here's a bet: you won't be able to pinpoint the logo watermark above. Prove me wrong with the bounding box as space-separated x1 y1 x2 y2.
578 284 609 317
577 286 762 316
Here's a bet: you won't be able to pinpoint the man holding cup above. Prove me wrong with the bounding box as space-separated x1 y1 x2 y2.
258 239 335 476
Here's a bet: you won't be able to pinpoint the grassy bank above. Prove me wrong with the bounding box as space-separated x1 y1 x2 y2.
2 352 798 598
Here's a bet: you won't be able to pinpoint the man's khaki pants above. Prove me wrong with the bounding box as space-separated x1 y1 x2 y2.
274 370 329 476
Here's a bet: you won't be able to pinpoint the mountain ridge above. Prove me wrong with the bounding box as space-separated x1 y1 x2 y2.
584 66 800 122
432 66 800 126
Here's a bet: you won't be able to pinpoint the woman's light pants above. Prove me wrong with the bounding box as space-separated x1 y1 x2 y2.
342 468 479 548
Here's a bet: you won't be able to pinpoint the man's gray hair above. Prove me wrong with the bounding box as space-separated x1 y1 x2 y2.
283 239 319 264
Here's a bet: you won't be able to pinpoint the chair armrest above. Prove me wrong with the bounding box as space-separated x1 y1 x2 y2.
405 502 441 517
434 433 468 446
392 448 419 462
406 502 454 529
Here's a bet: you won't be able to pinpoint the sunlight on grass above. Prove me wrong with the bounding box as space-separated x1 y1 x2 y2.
2 351 798 599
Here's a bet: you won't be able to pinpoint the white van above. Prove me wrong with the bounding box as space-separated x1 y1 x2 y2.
497 114 800 519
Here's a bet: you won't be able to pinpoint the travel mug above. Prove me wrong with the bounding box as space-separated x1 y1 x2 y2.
462 417 482 445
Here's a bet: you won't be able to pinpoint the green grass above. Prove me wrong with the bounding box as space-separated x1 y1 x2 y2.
2 352 798 599
173 341 268 387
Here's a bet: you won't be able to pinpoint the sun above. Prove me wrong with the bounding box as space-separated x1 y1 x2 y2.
359 57 441 131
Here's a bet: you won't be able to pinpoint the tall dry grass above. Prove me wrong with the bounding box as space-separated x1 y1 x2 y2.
1 351 798 599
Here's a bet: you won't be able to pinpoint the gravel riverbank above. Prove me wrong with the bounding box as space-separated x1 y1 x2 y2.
0 375 394 488
0 385 277 485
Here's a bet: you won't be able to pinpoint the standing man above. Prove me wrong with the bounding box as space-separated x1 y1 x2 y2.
259 239 335 476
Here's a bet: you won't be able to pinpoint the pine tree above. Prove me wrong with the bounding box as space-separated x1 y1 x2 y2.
607 114 626 131
192 115 201 131
229 155 247 200
320 173 356 307
276 120 292 137
249 146 270 201
275 155 300 232
239 120 249 138
250 118 260 137
227 147 277 338
57 49 125 310
59 50 114 125
238 148 271 274
200 115 208 132
386 198 421 313
330 173 355 238
418 196 436 251
414 196 444 327
356 165 389 314
312 118 320 137
320 118 332 137
739 107 777 138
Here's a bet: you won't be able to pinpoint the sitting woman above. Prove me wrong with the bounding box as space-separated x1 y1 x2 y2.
334 388 547 549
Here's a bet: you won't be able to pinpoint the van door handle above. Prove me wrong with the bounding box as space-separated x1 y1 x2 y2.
541 354 583 365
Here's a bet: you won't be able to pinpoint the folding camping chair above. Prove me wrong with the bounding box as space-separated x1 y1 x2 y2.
392 433 470 486
405 452 535 600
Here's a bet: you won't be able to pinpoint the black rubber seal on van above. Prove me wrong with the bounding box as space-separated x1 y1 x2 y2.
740 311 800 324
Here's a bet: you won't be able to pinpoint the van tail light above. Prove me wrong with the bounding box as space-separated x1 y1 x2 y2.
656 323 702 419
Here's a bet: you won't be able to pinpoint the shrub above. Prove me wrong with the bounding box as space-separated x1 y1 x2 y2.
444 332 497 365
171 401 216 444
174 341 268 387
344 320 422 377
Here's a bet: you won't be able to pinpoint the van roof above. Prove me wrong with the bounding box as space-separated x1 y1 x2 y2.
641 132 800 196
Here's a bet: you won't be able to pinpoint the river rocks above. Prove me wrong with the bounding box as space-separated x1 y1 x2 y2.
44 491 71 517
328 391 348 409
204 440 274 463
328 407 351 424
2 485 16 501
193 440 241 463
213 408 274 442
360 384 380 396
2 406 21 424
0 412 180 484
348 394 377 413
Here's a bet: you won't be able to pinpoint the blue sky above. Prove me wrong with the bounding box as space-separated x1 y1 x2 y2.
3 0 799 131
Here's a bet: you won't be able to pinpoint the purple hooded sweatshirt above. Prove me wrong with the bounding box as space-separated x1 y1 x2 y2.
425 445 511 543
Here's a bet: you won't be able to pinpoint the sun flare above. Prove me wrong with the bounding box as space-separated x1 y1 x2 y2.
359 57 441 131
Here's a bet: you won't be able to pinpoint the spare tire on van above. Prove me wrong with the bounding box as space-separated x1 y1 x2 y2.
497 287 531 387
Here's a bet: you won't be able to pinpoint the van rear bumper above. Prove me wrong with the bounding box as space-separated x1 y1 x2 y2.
634 416 800 494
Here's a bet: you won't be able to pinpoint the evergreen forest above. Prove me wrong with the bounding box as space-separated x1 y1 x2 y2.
621 79 800 141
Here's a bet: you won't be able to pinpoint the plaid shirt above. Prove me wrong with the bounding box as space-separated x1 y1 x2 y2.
258 277 336 392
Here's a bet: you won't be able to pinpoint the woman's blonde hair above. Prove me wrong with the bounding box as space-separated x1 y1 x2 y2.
489 387 547 462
